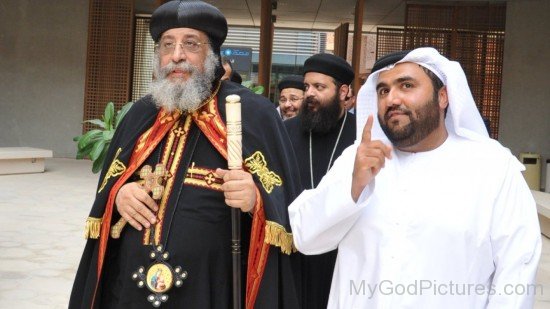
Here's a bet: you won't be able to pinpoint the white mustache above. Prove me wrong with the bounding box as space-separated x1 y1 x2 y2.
159 62 197 78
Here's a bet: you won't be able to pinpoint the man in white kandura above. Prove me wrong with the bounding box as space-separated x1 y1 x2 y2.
288 47 541 308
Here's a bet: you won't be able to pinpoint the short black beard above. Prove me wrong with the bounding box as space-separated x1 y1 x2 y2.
300 92 342 134
378 92 441 148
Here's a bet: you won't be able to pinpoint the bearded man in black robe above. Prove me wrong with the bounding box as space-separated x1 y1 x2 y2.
69 1 301 308
284 53 356 309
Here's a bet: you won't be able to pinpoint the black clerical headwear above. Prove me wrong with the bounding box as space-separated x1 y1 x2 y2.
278 75 305 91
150 0 228 55
303 54 355 85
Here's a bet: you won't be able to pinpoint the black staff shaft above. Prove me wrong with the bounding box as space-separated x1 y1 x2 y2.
231 208 242 309
226 94 243 309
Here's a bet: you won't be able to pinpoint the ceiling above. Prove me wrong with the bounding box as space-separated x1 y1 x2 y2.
135 0 506 33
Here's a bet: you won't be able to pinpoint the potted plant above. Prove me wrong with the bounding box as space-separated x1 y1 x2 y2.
73 102 133 173
242 80 265 94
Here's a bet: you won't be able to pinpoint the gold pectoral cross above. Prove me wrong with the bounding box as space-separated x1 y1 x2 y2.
140 164 169 246
140 164 169 200
110 164 169 240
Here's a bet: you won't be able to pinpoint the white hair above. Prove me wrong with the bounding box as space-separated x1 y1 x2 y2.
149 48 218 112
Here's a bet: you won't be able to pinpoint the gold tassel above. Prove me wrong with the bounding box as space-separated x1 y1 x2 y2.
84 217 102 239
264 221 296 255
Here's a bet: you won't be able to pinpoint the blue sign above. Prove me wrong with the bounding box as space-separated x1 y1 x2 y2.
221 46 253 74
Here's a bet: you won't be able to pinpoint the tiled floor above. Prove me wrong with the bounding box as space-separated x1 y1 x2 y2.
0 158 549 308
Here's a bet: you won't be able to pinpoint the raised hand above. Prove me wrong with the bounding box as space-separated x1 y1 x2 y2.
216 168 257 213
115 182 158 231
351 115 392 202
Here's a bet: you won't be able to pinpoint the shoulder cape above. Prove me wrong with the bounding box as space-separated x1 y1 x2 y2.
69 81 302 308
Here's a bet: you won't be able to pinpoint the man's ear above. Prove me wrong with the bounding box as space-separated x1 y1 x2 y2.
438 86 449 110
339 84 350 102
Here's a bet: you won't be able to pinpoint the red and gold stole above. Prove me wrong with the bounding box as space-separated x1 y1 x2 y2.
94 95 268 308
93 109 182 304
142 115 193 245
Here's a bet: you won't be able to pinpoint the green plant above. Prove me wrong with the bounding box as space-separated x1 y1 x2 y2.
73 102 133 173
242 80 265 95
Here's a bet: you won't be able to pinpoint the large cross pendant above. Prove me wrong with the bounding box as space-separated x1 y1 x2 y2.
139 163 169 245
111 164 170 239
140 163 169 200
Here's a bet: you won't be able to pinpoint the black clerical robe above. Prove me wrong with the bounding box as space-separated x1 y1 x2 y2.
284 111 356 309
70 81 302 309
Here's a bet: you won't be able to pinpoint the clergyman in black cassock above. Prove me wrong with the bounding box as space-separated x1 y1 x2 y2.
284 53 356 309
69 1 301 308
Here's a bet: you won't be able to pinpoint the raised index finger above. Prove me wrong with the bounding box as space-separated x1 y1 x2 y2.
361 114 374 144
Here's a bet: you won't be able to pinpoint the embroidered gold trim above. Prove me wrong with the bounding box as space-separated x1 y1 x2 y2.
244 151 282 194
98 148 126 193
190 83 226 159
158 109 182 124
144 115 193 245
84 217 102 239
135 127 152 154
110 218 126 239
183 164 223 191
184 178 223 191
264 221 296 255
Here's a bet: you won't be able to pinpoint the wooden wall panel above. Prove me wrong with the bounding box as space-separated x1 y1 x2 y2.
83 0 134 131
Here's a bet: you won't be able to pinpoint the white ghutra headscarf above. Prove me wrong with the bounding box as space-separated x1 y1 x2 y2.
355 47 489 143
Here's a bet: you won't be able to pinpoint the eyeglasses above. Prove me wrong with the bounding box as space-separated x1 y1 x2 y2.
279 97 303 104
155 40 210 55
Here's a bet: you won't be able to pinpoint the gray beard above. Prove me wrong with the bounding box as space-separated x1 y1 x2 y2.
149 51 218 112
